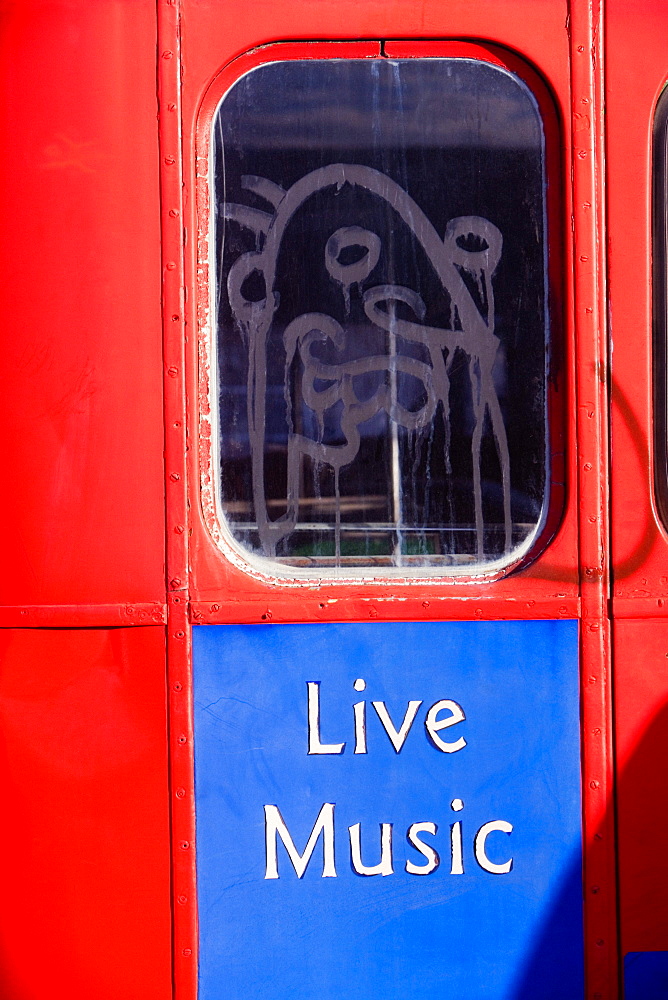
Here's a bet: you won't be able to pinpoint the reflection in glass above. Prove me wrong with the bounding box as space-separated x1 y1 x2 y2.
213 58 549 573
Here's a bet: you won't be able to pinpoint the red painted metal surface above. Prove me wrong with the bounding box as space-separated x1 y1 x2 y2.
606 0 668 966
614 620 668 952
157 0 199 993
182 1 581 616
0 3 172 997
0 626 171 999
174 0 616 996
568 3 619 993
0 0 165 607
607 0 668 607
7 0 665 996
0 604 167 628
192 36 569 619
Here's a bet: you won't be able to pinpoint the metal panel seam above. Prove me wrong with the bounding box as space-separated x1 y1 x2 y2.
158 1 198 998
570 0 619 995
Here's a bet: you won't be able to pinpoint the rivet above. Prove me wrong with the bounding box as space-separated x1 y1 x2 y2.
594 832 603 841
170 578 182 589
174 630 185 639
593 727 601 735
591 885 600 894
174 682 182 692
172 314 180 322
167 102 176 111
577 45 585 52
162 50 173 59
578 149 587 158
180 841 190 851
584 462 592 471
166 261 177 270
588 675 597 684
164 156 176 165
126 606 135 615
170 472 180 482
169 208 180 218
176 787 186 799
580 255 589 262
175 524 185 533
590 780 600 789
596 939 604 947
183 949 192 957
178 735 187 744
422 601 430 609
210 603 220 612
168 366 178 377
177 895 187 904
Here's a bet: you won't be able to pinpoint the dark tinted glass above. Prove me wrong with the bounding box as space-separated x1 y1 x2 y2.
213 58 549 573
655 86 668 530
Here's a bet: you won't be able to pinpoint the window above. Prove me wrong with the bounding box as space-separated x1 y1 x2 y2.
655 85 668 529
211 55 550 575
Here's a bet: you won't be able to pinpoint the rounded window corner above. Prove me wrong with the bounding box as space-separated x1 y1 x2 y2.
653 84 668 532
198 49 563 582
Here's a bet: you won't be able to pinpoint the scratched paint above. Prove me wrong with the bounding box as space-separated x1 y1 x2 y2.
213 59 549 574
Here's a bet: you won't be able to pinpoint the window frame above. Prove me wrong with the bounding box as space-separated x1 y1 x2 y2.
653 84 668 531
195 39 566 587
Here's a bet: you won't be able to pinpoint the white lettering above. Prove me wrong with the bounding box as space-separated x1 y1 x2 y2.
405 822 439 875
264 803 337 879
372 700 422 753
450 821 464 874
349 822 394 876
353 700 367 754
424 699 467 753
474 820 513 874
307 682 345 755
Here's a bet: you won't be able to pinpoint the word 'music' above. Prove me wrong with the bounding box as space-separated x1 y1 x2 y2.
264 801 513 880
263 679 513 880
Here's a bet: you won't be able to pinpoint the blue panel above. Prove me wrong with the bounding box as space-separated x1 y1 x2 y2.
193 620 583 1000
625 952 668 999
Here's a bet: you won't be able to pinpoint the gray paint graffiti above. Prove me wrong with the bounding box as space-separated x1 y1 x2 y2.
222 164 511 563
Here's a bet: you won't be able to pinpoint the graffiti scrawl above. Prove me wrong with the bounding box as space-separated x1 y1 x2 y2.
222 164 511 563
